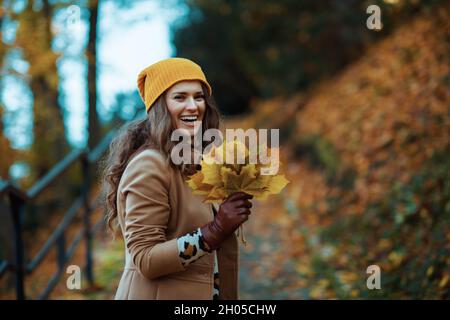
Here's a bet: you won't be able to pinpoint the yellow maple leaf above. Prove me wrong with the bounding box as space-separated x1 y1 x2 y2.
204 186 228 203
201 161 223 186
221 166 244 194
186 139 289 204
186 172 211 195
205 139 249 172
266 174 290 194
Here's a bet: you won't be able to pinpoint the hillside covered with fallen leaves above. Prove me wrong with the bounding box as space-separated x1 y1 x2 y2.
231 2 449 299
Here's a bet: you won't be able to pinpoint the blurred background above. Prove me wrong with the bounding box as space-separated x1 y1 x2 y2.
0 0 448 299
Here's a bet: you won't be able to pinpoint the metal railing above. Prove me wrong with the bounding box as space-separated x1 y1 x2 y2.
0 112 143 299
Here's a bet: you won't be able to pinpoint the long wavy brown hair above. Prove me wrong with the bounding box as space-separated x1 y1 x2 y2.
100 83 220 233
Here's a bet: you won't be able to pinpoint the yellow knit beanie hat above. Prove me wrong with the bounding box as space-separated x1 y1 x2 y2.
137 57 212 112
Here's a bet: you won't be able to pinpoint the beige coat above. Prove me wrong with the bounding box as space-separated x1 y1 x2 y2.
114 148 239 300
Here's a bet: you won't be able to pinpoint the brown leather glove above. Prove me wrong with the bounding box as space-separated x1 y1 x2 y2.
200 192 253 250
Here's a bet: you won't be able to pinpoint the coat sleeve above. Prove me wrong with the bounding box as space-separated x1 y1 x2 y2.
177 227 213 267
120 150 186 280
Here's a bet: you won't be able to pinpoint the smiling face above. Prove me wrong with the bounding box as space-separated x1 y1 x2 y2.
165 80 206 136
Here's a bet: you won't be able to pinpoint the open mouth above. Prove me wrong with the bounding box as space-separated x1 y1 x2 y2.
180 115 198 124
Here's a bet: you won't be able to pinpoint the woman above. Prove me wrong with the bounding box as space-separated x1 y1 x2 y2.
102 57 253 300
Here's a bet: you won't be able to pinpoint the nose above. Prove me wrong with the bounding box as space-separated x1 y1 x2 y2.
185 97 198 111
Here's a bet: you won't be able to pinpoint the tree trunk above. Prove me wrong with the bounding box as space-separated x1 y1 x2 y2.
87 0 101 151
0 0 18 180
15 0 69 180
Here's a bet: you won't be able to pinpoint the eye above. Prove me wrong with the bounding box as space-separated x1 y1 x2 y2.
174 96 184 100
195 95 205 100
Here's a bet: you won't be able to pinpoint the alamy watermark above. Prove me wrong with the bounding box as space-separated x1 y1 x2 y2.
366 5 382 31
66 265 81 290
170 122 280 175
366 264 381 290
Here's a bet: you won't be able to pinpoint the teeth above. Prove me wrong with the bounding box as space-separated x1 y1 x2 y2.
180 116 198 121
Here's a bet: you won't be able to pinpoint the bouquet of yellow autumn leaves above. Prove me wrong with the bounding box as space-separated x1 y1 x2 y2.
186 139 289 246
